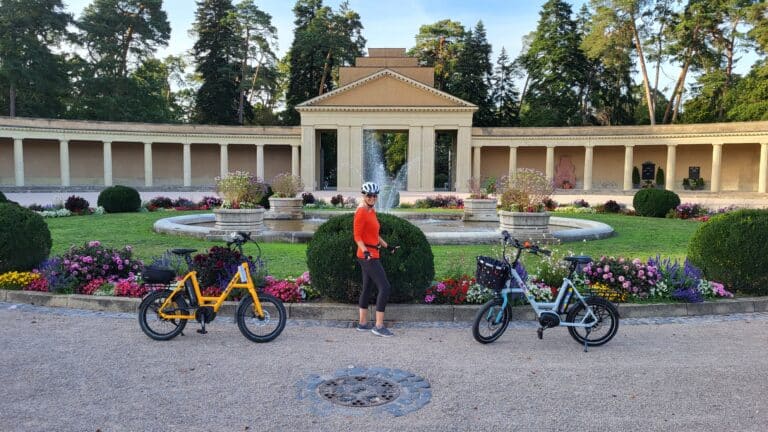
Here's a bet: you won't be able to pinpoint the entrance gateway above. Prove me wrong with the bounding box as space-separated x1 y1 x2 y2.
1 48 768 193
296 48 474 193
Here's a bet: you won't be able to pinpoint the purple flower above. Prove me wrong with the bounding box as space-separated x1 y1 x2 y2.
425 294 436 303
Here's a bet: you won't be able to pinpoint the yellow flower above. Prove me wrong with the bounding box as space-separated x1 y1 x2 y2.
0 271 40 290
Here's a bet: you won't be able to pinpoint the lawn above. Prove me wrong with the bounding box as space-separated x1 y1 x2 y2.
45 211 701 279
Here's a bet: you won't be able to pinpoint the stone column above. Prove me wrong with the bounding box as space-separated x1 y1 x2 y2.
711 143 723 193
103 141 113 186
300 126 316 190
336 127 350 189
508 146 517 179
291 145 300 178
759 143 768 193
256 144 265 180
408 126 423 191
13 138 24 186
455 127 472 192
219 144 228 179
583 145 594 191
350 126 363 191
144 142 153 187
545 146 555 181
420 126 436 192
623 145 634 191
183 143 191 187
665 144 677 191
59 139 70 187
472 146 481 180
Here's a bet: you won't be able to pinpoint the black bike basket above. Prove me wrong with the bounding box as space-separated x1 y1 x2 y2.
476 256 510 291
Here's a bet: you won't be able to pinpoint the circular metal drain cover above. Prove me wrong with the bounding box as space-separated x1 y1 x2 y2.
317 375 401 407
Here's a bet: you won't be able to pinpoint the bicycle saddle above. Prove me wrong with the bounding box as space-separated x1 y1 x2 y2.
171 248 198 255
564 256 592 264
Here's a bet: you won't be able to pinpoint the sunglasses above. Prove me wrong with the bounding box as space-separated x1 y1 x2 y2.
365 193 379 198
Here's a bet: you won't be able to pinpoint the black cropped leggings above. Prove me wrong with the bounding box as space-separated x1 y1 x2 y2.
358 258 392 312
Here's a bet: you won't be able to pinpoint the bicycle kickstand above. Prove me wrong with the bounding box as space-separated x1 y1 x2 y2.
583 329 591 352
536 327 544 340
197 320 208 335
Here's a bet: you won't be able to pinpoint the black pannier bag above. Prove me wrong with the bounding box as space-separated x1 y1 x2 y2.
142 265 176 285
475 256 510 291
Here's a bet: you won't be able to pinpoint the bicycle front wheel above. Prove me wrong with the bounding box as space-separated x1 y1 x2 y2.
566 297 619 346
236 293 286 343
472 298 510 344
138 289 188 341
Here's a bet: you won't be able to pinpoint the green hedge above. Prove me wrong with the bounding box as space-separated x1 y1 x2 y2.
0 202 52 272
306 213 434 304
97 185 141 213
632 188 680 217
687 209 768 295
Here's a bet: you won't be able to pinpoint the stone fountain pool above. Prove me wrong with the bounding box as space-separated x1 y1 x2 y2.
154 211 613 245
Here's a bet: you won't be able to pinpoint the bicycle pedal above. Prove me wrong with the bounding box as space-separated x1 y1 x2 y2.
536 327 544 340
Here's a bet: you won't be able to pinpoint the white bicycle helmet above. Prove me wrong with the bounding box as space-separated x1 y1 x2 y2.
361 182 380 195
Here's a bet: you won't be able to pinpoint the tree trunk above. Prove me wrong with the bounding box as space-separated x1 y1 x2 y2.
118 5 145 78
663 59 687 124
238 28 250 125
630 16 655 125
9 83 16 117
248 55 262 105
517 74 530 119
318 48 333 96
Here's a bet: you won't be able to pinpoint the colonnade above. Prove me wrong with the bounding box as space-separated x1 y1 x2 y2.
471 142 768 193
9 138 300 187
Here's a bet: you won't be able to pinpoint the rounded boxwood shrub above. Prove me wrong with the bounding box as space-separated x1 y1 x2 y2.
65 195 90 214
0 202 52 273
687 209 768 295
306 213 434 304
97 185 141 213
632 188 680 217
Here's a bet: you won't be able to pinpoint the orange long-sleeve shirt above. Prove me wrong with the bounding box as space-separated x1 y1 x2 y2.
353 206 380 259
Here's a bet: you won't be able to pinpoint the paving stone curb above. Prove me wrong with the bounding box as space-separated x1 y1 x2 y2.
3 289 766 322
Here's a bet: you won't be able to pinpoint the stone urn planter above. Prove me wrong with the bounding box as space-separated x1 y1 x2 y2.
213 208 266 233
462 198 498 222
498 210 554 242
266 197 304 220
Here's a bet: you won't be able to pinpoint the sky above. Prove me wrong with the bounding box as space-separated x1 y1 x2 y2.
60 0 758 95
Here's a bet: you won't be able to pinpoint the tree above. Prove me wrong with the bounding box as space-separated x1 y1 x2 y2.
192 0 245 124
408 19 466 92
449 22 495 126
723 60 768 121
490 47 520 127
73 0 172 121
0 0 71 118
518 0 587 126
283 0 365 125
234 0 278 125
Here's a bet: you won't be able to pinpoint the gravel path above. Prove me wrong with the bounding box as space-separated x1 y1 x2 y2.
1 303 767 431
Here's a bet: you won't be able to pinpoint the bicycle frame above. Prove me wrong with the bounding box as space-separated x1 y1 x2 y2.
496 270 597 329
157 261 264 320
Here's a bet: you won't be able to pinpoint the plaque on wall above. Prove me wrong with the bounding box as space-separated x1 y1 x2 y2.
688 166 700 180
641 161 656 181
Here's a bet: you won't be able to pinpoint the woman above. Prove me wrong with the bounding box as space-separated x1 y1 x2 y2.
353 182 394 337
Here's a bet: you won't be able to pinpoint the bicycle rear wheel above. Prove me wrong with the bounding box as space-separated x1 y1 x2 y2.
236 293 286 343
566 297 619 346
472 298 510 344
138 289 188 341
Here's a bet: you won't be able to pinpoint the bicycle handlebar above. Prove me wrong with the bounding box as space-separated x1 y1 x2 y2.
500 230 552 258
226 231 261 258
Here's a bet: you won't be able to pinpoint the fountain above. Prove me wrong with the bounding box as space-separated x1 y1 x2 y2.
153 130 614 243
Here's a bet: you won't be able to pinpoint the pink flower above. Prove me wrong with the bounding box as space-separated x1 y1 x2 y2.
88 240 101 247
618 276 625 282
436 283 446 293
425 294 436 303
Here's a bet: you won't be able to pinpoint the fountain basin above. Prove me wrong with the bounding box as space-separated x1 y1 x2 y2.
153 211 613 245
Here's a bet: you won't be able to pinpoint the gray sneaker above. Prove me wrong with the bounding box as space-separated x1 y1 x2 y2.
356 322 374 331
372 326 394 337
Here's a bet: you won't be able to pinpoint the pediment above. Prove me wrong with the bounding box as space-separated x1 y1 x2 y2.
297 69 476 110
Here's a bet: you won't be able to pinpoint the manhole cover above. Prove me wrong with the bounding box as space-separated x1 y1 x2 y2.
317 376 401 407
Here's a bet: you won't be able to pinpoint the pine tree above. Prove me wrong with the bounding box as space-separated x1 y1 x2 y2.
449 21 494 126
490 47 520 127
192 0 245 124
0 0 71 117
518 0 587 126
408 19 466 92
